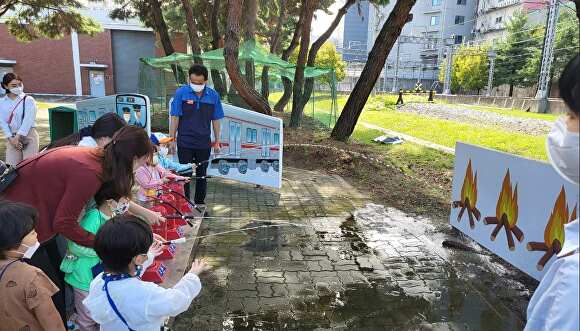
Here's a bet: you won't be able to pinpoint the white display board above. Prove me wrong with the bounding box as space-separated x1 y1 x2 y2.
450 143 578 281
207 104 283 189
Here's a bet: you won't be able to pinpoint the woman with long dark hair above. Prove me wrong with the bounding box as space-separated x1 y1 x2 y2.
44 112 127 150
0 73 39 165
0 125 165 322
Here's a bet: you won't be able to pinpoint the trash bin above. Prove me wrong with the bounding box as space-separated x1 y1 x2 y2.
48 106 78 142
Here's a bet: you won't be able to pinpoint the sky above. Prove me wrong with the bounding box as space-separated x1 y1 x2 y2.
311 0 346 47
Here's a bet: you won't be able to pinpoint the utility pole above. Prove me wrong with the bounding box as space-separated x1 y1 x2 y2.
535 0 560 113
391 41 401 92
383 62 389 92
443 45 454 95
486 49 497 97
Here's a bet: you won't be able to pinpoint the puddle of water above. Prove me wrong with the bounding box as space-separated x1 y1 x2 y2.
180 204 528 331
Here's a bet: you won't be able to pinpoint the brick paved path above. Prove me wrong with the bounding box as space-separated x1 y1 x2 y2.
172 168 529 331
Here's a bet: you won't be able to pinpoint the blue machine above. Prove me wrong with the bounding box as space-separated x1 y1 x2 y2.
75 94 151 135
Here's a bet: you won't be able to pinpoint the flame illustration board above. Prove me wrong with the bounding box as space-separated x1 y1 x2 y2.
452 159 481 228
526 187 578 271
484 170 524 251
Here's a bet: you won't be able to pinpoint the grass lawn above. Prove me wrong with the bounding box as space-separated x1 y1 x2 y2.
359 108 547 160
351 126 455 178
282 93 548 160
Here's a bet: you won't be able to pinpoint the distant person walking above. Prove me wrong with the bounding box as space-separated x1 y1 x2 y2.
0 73 39 165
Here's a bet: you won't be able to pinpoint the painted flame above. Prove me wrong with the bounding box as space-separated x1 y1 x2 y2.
544 187 569 247
495 170 518 227
460 159 478 209
571 205 578 223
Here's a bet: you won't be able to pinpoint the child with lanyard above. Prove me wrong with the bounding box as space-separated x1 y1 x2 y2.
60 185 164 331
83 215 209 331
0 200 64 331
135 145 190 202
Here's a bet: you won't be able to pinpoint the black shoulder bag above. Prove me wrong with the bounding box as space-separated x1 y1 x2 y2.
0 146 71 194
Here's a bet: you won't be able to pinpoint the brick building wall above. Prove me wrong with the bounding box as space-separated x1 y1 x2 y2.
1 24 186 96
0 24 76 94
78 29 115 96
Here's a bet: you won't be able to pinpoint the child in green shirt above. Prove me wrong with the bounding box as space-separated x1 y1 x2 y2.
60 186 129 331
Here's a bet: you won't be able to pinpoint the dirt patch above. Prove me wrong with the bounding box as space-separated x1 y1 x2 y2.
281 114 452 222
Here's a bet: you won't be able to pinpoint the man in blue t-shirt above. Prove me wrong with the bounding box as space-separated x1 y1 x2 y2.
169 64 224 206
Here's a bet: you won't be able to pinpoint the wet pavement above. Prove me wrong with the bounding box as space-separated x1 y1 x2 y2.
172 168 533 331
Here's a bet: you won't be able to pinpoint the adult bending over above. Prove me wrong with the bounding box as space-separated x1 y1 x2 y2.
0 73 39 165
44 112 126 149
0 126 165 321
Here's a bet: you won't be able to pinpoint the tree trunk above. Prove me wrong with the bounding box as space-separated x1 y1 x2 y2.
273 10 303 112
289 0 318 128
148 0 174 56
148 0 184 81
243 0 258 88
261 0 287 99
331 0 416 141
210 0 227 96
299 0 356 115
224 0 272 115
180 0 202 64
575 1 580 41
509 84 514 97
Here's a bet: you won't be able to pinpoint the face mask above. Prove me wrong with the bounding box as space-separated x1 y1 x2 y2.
547 118 580 185
190 83 205 93
18 241 40 259
9 86 23 95
152 154 159 165
159 147 169 157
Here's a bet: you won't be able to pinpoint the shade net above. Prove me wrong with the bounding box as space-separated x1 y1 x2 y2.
139 40 338 127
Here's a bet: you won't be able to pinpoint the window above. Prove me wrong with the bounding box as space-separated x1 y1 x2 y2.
454 35 463 44
273 133 280 146
496 16 503 24
246 128 257 143
261 128 271 157
432 0 441 6
455 15 465 25
430 16 440 26
457 0 467 4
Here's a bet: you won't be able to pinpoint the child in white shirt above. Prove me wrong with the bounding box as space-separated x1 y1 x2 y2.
83 215 209 331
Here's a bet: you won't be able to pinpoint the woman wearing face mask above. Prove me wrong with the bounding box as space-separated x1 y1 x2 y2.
1 126 166 322
0 200 65 330
44 112 127 150
0 73 39 165
525 55 580 331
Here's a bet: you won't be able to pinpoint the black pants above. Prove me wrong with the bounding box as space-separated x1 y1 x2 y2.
27 237 66 323
178 147 211 204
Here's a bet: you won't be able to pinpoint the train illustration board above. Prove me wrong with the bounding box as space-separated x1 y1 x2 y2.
76 94 151 135
209 103 283 189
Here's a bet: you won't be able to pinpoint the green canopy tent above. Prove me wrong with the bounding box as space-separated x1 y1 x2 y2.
139 40 338 127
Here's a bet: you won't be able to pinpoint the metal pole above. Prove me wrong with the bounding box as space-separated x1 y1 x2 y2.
486 51 496 97
383 62 388 92
443 46 454 95
391 41 401 92
535 0 560 113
